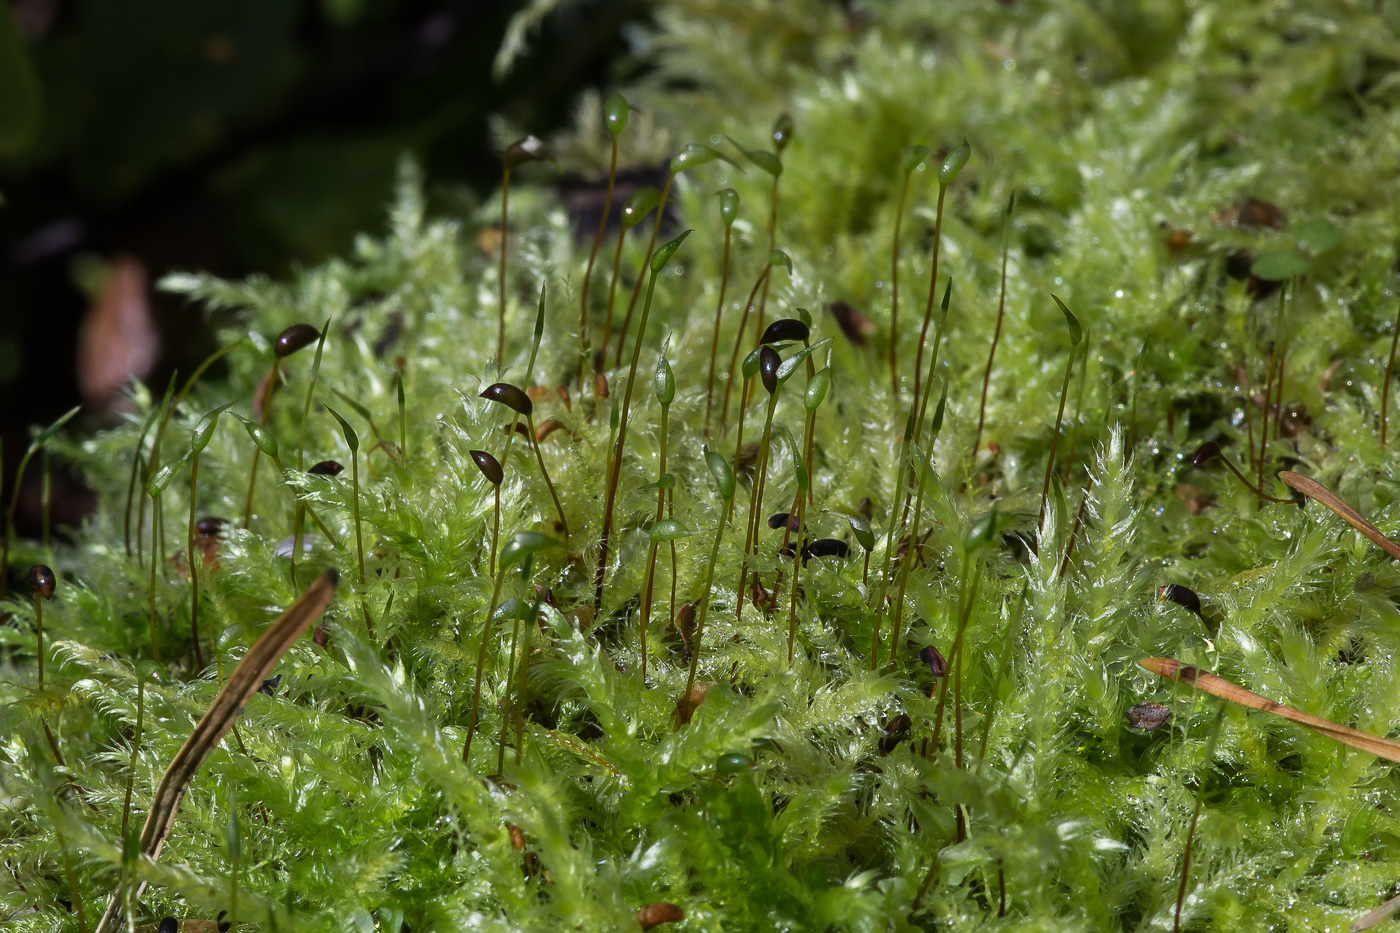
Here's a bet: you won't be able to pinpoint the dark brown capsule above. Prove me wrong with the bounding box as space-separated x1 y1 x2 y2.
768 512 800 532
156 919 178 933
195 516 228 538
273 323 320 359
503 135 551 170
674 603 697 662
1191 441 1221 468
637 903 685 930
313 625 330 648
759 318 810 346
759 346 782 394
481 382 533 416
502 422 532 439
1125 702 1172 732
217 911 231 933
919 645 947 677
258 674 282 697
1158 583 1202 617
803 538 850 560
308 459 344 476
28 564 55 600
827 300 876 347
470 450 504 486
877 713 912 755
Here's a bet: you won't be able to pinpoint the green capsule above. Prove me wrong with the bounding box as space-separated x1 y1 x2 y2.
930 380 948 436
604 93 629 138
704 446 735 500
769 250 793 275
237 417 279 458
650 229 692 274
190 402 232 455
326 405 360 453
804 369 830 412
844 514 875 552
655 352 675 407
147 456 187 496
621 187 660 229
937 139 971 186
742 347 763 381
772 113 794 153
1050 294 1082 346
499 531 565 573
669 143 734 175
718 188 740 227
648 518 692 543
902 144 932 174
715 753 753 773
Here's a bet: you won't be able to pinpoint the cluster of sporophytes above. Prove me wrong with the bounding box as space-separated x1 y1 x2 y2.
10 0 1400 929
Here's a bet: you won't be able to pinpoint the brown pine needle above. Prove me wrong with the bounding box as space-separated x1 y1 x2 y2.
1139 657 1400 763
94 572 338 933
1279 471 1400 561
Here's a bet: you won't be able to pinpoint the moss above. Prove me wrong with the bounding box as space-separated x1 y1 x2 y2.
7 1 1400 930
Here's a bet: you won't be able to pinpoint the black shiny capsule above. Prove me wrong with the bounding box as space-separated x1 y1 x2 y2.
480 382 533 416
803 538 850 560
767 512 800 532
1158 583 1203 617
919 645 947 677
157 919 179 933
258 674 281 696
28 564 55 600
1191 441 1221 467
308 460 344 476
195 516 228 538
217 910 231 933
1126 702 1172 732
273 323 320 359
759 346 782 395
759 318 809 346
877 713 912 755
470 450 504 486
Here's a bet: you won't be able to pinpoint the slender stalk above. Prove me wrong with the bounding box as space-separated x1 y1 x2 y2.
34 590 45 690
910 185 948 418
350 449 369 638
54 819 89 933
40 449 50 554
147 494 161 663
1383 298 1400 446
616 173 676 366
296 323 330 472
1058 482 1093 578
1272 280 1293 439
1243 337 1256 472
490 487 501 575
639 405 670 681
720 268 773 435
1036 347 1077 534
785 492 805 664
888 387 944 671
602 225 631 367
120 678 146 840
870 414 916 669
928 554 984 759
594 261 669 611
497 603 524 774
889 171 913 402
1257 289 1284 506
734 391 779 628
580 136 619 387
525 414 569 537
1175 703 1226 933
756 174 780 335
187 453 206 669
511 595 541 766
1061 339 1090 484
498 166 511 370
975 193 1015 462
463 571 508 766
682 513 729 706
724 378 754 528
243 358 281 527
705 223 734 434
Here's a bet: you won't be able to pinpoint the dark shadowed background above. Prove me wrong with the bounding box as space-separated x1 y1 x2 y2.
0 0 648 540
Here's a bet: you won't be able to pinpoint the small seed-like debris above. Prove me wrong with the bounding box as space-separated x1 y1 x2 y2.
480 382 533 416
878 713 912 755
803 538 850 560
1213 198 1286 231
594 371 609 400
1125 702 1172 732
1158 584 1203 617
308 460 344 476
470 450 504 486
750 575 772 608
637 903 685 930
28 564 55 600
1191 441 1221 467
767 512 800 531
508 823 525 849
675 680 713 725
273 323 320 358
827 300 876 346
759 346 781 394
759 318 810 345
919 645 947 677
